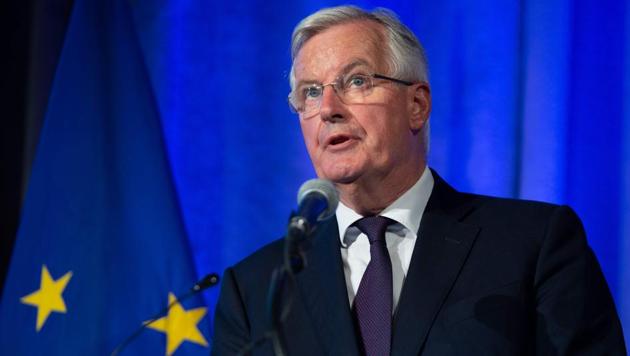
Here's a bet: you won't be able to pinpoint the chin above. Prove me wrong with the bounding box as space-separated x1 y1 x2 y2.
318 165 362 184
313 152 367 182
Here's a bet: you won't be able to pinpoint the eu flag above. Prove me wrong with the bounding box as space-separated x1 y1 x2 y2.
0 0 211 354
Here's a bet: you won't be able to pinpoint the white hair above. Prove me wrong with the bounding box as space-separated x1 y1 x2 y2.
289 5 429 90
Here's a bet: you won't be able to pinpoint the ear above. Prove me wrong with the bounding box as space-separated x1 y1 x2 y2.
408 82 431 132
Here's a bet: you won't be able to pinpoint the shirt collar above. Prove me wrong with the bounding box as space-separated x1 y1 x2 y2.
336 167 434 247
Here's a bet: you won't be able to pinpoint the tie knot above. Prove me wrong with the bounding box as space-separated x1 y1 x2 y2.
354 216 393 243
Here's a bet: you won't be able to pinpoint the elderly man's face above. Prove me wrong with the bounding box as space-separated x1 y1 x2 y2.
293 21 428 187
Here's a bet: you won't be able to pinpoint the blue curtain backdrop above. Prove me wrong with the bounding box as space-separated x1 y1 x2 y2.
12 0 630 348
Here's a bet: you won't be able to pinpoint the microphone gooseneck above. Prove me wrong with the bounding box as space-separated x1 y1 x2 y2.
110 273 220 356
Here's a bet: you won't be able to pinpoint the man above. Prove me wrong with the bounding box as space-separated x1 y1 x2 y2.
212 6 625 355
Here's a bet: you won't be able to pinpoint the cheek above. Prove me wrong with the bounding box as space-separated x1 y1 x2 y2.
360 112 392 146
299 120 320 153
364 111 409 152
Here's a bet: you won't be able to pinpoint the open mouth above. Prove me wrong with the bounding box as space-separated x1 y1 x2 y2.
322 131 359 151
329 135 350 146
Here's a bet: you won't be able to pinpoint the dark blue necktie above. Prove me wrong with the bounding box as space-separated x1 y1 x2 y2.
353 216 394 356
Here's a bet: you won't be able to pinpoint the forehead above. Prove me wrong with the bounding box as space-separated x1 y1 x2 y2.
294 21 388 81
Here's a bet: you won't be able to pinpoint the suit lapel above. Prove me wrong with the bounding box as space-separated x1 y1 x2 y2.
294 217 361 355
391 171 480 356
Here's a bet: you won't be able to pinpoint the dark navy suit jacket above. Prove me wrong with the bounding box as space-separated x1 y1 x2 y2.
211 171 626 355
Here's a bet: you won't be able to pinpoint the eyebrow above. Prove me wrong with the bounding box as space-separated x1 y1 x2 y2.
339 59 371 75
295 59 373 88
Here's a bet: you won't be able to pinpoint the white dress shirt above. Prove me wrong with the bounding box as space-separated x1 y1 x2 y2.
336 167 434 312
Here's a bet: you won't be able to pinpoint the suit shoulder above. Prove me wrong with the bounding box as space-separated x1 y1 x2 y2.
469 193 560 213
460 193 581 236
231 237 285 278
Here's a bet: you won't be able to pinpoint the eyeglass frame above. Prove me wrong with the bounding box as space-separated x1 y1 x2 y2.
287 73 415 116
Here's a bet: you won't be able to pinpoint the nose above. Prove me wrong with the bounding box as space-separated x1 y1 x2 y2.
318 84 346 122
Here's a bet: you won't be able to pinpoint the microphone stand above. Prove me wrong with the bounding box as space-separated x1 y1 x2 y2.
238 179 338 356
266 214 312 356
235 219 308 356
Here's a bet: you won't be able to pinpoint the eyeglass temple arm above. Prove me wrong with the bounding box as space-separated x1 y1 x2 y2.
372 73 415 86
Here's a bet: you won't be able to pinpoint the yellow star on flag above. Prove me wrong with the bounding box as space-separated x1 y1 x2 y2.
20 265 73 331
147 292 208 355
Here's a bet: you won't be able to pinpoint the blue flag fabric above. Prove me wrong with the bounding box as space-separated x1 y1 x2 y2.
0 0 211 354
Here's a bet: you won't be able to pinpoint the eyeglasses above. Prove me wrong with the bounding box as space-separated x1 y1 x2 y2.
288 73 415 117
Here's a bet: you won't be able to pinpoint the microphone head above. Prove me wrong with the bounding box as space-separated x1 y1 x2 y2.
297 179 339 221
192 273 220 292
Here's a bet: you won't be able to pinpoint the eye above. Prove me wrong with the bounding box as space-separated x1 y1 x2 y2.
344 74 369 90
303 85 323 100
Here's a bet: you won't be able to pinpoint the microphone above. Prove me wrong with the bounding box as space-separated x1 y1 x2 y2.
288 179 339 238
110 273 220 356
